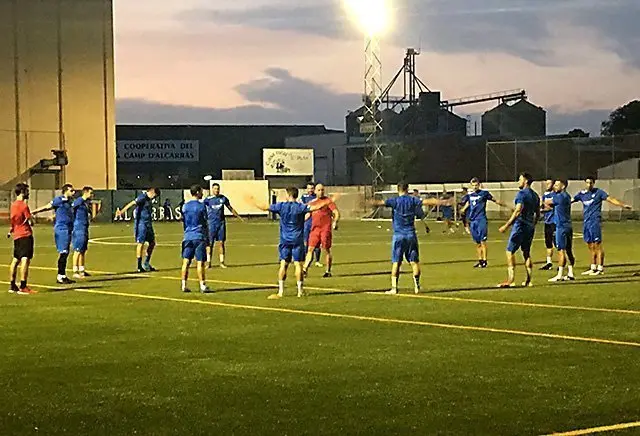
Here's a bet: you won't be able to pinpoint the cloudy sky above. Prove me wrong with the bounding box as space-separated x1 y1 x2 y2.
114 0 639 135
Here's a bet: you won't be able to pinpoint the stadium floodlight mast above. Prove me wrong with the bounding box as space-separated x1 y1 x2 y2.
344 0 389 190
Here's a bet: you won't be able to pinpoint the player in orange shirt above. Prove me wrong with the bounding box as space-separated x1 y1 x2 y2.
7 183 37 294
303 183 340 278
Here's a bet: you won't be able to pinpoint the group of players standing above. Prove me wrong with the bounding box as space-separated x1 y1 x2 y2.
7 174 632 296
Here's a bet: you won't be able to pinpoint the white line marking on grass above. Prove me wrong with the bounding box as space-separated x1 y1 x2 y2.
542 420 640 435
63 288 640 349
5 265 639 316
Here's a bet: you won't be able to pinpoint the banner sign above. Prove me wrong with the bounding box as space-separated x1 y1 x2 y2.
116 140 199 162
263 148 313 176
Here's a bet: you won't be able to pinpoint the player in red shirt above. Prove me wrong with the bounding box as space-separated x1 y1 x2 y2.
303 183 340 278
7 183 37 294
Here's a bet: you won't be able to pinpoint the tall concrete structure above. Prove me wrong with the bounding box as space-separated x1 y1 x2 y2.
0 0 116 190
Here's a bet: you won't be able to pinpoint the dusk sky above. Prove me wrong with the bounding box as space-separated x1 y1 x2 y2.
114 0 639 135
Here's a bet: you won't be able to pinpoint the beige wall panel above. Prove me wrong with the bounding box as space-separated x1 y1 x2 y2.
60 0 114 189
0 0 18 180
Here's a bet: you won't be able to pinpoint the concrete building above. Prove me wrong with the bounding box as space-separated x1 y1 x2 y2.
482 99 546 138
0 0 116 190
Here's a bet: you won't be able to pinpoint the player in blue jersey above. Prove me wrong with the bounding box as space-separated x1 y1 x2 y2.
249 187 332 299
301 183 322 267
440 189 455 234
544 180 576 282
71 187 95 278
573 176 630 275
203 183 243 269
498 173 540 288
116 187 160 272
32 184 76 284
539 179 557 271
180 185 212 293
412 189 430 234
459 177 511 268
371 183 448 294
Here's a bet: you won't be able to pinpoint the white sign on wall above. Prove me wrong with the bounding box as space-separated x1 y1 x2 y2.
116 140 199 162
263 148 314 176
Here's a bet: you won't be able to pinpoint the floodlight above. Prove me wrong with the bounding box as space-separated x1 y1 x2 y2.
203 175 213 181
344 0 389 37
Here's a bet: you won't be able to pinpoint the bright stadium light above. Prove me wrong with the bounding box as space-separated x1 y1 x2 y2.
203 175 213 182
344 0 390 37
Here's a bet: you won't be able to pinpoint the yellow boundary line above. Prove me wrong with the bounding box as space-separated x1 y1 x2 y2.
5 281 639 348
9 264 639 317
542 420 640 435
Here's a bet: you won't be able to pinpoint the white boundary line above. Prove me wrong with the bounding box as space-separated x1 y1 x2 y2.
542 420 640 435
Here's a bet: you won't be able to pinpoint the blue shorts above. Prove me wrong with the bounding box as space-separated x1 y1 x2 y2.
135 222 155 244
279 242 305 263
555 226 573 251
182 239 207 262
54 228 72 254
442 207 453 219
582 222 602 243
304 219 312 243
507 225 535 256
72 228 89 253
470 220 488 244
208 221 226 243
391 234 419 264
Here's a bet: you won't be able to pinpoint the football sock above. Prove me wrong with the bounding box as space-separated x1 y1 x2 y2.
137 257 143 270
57 254 68 276
144 254 152 265
206 252 211 263
597 264 604 272
10 280 16 288
73 266 78 273
507 266 515 282
546 256 552 264
391 275 398 290
590 264 597 271
413 274 420 289
200 281 207 291
296 281 303 294
219 254 225 264
181 280 187 290
79 266 85 272
20 280 26 289
557 266 564 277
567 265 574 276
278 280 284 296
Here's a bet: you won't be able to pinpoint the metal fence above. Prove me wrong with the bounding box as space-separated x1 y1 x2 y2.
485 134 640 182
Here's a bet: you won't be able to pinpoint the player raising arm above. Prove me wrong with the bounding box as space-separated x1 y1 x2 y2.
248 188 332 299
572 176 631 276
459 177 511 268
115 187 160 272
498 173 540 288
180 185 212 293
8 183 37 294
371 183 450 294
544 180 576 282
303 183 340 278
203 183 244 269
31 184 76 284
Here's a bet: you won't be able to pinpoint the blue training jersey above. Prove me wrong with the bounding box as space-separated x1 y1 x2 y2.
573 188 608 224
72 197 91 229
542 190 555 224
134 193 153 223
269 201 310 244
182 200 208 241
203 195 230 224
466 190 493 222
52 195 73 230
552 191 572 230
514 187 540 228
384 195 424 236
300 193 316 222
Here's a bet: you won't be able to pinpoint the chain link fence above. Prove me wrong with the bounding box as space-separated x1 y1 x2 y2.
485 134 640 182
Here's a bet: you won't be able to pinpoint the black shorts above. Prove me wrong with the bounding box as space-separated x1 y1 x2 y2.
544 223 556 249
13 236 34 260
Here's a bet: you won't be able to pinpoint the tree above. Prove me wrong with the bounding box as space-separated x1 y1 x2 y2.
567 128 589 137
383 142 419 183
601 100 640 136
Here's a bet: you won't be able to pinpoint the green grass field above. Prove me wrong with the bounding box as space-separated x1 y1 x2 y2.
1 220 639 435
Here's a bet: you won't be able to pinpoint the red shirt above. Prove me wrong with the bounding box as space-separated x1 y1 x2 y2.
311 198 336 230
10 200 32 240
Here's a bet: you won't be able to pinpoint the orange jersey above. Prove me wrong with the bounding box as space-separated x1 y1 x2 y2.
10 200 32 240
310 198 336 229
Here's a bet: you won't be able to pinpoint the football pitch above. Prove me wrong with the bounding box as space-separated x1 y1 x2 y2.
2 220 639 435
